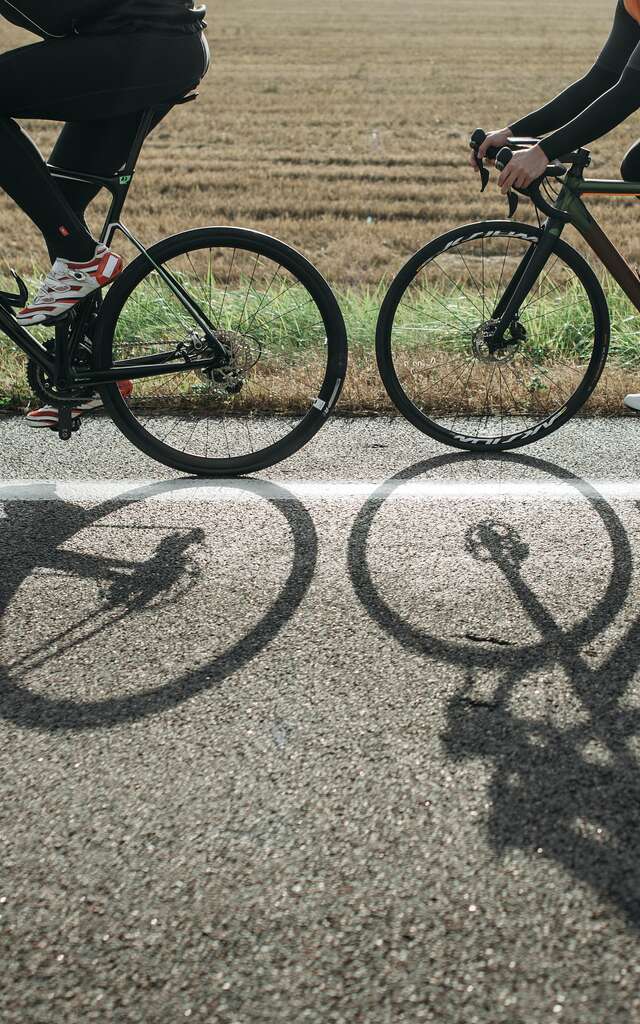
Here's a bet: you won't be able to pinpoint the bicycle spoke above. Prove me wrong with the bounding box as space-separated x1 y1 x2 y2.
105 238 339 469
385 228 602 447
431 257 485 319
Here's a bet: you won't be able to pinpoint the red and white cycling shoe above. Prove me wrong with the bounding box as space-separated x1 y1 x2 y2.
17 243 124 326
26 380 134 429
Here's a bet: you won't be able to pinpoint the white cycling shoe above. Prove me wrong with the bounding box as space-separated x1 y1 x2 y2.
624 394 640 411
17 243 124 326
26 380 134 428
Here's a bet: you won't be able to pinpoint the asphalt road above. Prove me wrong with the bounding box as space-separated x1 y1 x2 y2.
2 414 640 1023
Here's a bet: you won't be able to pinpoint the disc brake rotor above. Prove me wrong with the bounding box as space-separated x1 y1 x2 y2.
195 328 262 394
471 319 521 365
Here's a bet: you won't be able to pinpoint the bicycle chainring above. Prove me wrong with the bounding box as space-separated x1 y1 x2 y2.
26 356 94 405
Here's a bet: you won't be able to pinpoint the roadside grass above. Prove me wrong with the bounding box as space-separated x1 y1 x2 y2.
0 0 636 291
3 273 640 416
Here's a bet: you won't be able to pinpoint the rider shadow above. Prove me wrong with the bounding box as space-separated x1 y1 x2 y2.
348 452 640 929
0 478 317 732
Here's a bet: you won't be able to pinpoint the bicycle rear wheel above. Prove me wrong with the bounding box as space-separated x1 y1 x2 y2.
376 220 610 451
93 227 347 475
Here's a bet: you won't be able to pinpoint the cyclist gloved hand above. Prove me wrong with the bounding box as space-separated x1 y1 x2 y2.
497 144 549 193
469 127 512 171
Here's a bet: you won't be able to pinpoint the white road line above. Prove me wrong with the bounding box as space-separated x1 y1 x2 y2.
0 478 640 503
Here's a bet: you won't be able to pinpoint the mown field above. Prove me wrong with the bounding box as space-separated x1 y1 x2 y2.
3 0 640 414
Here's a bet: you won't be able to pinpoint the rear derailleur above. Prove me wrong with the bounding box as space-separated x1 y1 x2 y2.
178 328 261 395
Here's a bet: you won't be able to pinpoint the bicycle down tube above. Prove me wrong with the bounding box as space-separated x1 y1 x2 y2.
490 170 640 332
556 174 640 312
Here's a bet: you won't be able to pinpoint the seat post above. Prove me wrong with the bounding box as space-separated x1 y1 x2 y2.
101 106 157 241
122 107 157 178
101 95 197 245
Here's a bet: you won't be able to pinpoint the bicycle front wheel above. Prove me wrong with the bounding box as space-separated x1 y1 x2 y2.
93 227 348 475
376 220 610 451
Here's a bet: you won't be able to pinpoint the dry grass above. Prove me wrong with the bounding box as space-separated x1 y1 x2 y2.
3 1 640 416
0 0 639 284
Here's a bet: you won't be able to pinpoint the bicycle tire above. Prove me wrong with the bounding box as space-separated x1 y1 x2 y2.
93 226 348 476
376 220 610 451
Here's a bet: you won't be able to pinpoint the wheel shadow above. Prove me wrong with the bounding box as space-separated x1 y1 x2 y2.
348 452 640 928
0 478 317 731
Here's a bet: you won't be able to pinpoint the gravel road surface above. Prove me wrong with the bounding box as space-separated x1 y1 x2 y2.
1 415 640 1023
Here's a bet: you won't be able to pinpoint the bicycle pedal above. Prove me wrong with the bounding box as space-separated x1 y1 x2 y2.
55 405 78 441
56 417 82 439
43 311 73 326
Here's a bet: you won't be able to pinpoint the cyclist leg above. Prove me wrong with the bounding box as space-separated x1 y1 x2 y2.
13 32 207 423
47 106 173 252
0 32 206 263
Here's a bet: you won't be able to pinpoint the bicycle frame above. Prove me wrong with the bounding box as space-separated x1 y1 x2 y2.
1 100 226 398
553 174 640 309
491 153 640 337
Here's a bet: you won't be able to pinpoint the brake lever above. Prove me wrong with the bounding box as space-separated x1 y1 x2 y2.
469 130 490 192
474 153 490 193
507 191 519 218
494 145 571 223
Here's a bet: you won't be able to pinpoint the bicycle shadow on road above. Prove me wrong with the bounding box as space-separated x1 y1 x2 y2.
348 451 640 929
0 478 317 731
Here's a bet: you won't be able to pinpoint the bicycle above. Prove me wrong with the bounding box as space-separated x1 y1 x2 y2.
10 93 348 475
375 128 640 451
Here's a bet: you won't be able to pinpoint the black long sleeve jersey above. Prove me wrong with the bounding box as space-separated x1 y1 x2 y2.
510 0 640 160
0 1 206 37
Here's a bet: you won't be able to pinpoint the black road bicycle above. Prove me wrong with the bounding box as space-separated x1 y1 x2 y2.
376 129 640 451
11 94 348 475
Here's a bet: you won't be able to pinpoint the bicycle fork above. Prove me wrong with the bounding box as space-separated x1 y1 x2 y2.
489 223 562 343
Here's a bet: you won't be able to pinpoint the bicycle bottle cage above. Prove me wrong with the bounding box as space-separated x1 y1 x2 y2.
0 269 28 309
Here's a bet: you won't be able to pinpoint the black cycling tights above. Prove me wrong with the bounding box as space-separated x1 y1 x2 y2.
0 31 208 262
621 139 640 181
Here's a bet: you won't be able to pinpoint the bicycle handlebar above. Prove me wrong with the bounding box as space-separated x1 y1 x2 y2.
469 128 572 223
493 146 571 222
494 145 566 180
470 128 566 178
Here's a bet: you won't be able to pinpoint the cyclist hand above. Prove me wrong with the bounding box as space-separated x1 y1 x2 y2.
469 127 512 171
497 144 549 193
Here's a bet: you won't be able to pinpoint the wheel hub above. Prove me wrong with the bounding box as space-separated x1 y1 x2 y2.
471 319 524 364
193 328 261 395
